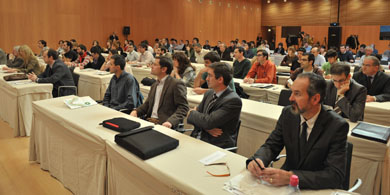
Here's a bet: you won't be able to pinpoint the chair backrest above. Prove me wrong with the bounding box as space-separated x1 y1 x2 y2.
277 89 292 106
343 142 353 190
232 120 242 147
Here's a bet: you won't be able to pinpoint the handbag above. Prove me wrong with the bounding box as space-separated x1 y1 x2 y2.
3 73 28 81
141 77 156 86
115 126 179 160
100 117 141 132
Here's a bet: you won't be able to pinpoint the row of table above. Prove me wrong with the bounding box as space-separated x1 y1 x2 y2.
28 95 355 195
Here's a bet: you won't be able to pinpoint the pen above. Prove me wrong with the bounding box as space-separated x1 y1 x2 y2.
251 156 264 170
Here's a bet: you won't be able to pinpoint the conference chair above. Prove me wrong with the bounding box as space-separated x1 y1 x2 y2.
269 142 362 192
277 89 292 106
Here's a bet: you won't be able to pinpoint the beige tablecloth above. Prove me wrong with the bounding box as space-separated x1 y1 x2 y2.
131 66 155 84
364 102 390 126
234 79 285 104
29 95 152 195
0 72 52 136
74 68 113 101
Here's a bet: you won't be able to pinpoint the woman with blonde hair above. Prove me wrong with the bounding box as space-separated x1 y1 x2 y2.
2 45 42 74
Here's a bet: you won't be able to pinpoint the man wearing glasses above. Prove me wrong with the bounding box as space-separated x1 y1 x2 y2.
286 53 323 88
353 56 390 102
243 50 277 84
323 62 367 122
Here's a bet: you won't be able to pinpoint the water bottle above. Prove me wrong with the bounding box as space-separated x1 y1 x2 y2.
287 175 301 195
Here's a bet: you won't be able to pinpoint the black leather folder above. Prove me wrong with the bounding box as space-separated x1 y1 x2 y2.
115 126 179 160
351 122 390 144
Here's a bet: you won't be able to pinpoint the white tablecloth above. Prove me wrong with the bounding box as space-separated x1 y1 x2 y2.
0 72 52 136
364 102 390 126
74 68 113 101
235 79 285 104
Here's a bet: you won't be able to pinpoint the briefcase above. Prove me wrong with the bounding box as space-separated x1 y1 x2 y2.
115 126 179 160
351 122 390 144
3 73 28 81
101 117 141 132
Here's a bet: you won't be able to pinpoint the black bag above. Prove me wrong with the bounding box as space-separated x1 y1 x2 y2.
115 126 179 160
352 122 390 144
101 117 141 132
3 73 28 81
141 77 156 86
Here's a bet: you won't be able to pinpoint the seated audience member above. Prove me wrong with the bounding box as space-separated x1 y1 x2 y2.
247 73 348 190
321 49 338 79
203 40 211 50
100 49 118 71
324 62 367 122
257 40 270 54
280 46 300 72
303 42 312 53
244 50 277 84
244 43 255 59
218 43 233 61
359 46 374 66
319 45 327 57
103 54 142 111
141 40 154 54
160 47 172 59
134 43 154 66
171 52 196 87
3 45 42 75
338 44 354 63
355 44 366 59
57 40 64 54
382 43 390 62
83 46 105 70
311 47 326 67
130 56 189 128
232 47 251 79
126 44 139 62
274 42 285 55
6 46 24 68
111 41 123 55
65 44 91 68
28 49 75 97
193 52 236 94
63 41 78 62
0 48 6 64
37 40 49 57
185 43 196 62
353 56 390 102
194 43 208 64
187 62 242 148
102 40 112 53
286 53 323 88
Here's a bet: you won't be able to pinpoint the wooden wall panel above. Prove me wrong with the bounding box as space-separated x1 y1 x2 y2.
0 0 262 54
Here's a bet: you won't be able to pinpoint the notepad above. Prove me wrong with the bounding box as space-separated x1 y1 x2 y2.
64 96 97 109
199 151 226 165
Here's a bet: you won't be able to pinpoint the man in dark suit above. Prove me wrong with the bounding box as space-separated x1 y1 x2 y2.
324 62 367 122
131 56 189 128
353 56 390 102
247 73 349 189
218 43 232 61
27 49 75 97
338 44 354 63
187 62 242 148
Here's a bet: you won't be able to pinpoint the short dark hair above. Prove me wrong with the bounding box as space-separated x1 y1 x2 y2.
64 52 72 60
193 37 199 43
141 40 149 45
203 52 220 63
47 49 58 60
297 72 326 103
78 44 87 51
360 44 366 49
65 41 72 49
235 47 245 54
160 47 167 53
340 44 346 48
257 49 269 60
39 40 47 47
326 49 338 58
156 56 173 74
297 47 306 53
109 49 118 55
330 62 350 77
111 54 126 70
209 62 233 86
302 53 315 65
90 46 101 54
139 43 148 49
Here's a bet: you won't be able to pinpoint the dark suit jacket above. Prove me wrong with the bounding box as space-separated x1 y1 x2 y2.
188 88 242 148
218 49 233 61
38 59 75 97
352 71 390 102
136 76 189 127
324 79 367 122
247 105 349 189
85 55 105 70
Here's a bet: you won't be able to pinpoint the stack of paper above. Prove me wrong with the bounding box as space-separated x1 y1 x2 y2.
64 96 97 109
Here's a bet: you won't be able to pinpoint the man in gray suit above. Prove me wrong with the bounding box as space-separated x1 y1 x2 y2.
247 73 348 189
131 56 189 129
187 62 242 148
324 62 367 122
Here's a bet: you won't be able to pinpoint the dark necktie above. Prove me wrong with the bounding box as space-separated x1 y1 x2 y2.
367 76 373 91
206 93 218 114
299 122 308 161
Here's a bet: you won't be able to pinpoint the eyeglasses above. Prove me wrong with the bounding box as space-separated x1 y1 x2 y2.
205 162 230 177
257 54 263 57
362 63 376 67
332 78 347 83
299 59 308 62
